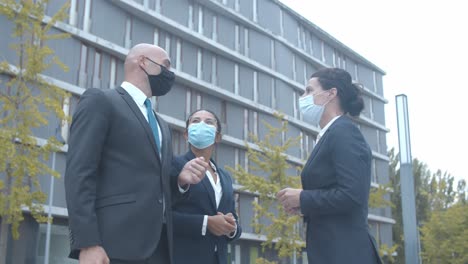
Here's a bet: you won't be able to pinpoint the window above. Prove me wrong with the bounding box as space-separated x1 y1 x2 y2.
188 3 194 29
299 131 304 159
36 222 75 264
309 32 314 56
292 55 297 81
69 0 78 26
297 27 301 49
185 89 191 118
243 109 248 139
332 50 336 67
250 246 259 263
243 28 249 56
303 63 308 84
197 48 202 79
153 28 159 45
78 44 88 87
244 150 249 173
155 0 161 13
234 0 240 12
372 159 378 183
125 17 132 49
211 55 217 85
165 34 171 54
279 9 284 37
212 16 218 41
176 38 182 71
302 28 306 51
198 5 204 34
253 71 258 102
320 40 325 62
373 71 378 92
235 25 240 52
234 148 240 169
354 64 359 81
376 130 381 153
369 98 374 119
270 39 275 70
92 51 102 88
252 0 258 22
61 97 70 143
235 245 241 264
293 92 298 119
196 93 202 109
253 111 258 136
234 64 239 94
109 57 117 89
271 80 276 108
83 0 92 32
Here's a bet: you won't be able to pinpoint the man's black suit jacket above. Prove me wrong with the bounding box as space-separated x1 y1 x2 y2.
65 87 180 262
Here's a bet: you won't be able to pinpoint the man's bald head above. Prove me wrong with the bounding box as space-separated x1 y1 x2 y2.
122 43 172 97
124 43 171 72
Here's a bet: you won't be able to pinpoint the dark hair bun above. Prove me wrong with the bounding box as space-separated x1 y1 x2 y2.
346 83 364 116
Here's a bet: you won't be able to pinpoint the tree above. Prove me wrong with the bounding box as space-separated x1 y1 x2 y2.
368 183 398 263
388 147 467 263
388 148 434 263
420 202 468 263
227 113 304 264
0 0 70 262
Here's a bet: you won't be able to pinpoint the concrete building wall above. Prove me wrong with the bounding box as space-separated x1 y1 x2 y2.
0 0 393 263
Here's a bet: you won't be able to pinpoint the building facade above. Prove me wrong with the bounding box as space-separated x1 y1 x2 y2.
0 0 394 263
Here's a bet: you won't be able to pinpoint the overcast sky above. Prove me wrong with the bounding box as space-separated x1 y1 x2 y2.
278 0 468 184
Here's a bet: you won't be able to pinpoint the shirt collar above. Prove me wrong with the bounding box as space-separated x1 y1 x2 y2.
318 115 341 139
121 81 148 107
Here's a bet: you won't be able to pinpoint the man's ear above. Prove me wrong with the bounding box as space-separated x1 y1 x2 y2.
183 130 188 141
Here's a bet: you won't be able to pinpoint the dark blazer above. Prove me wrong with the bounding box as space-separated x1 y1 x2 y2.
65 87 180 262
171 150 242 264
300 116 382 264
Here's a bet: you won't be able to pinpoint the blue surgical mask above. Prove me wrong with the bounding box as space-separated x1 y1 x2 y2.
299 93 329 127
188 122 217 149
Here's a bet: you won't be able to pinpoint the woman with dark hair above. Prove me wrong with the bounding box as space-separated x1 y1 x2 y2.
277 68 382 264
172 109 242 264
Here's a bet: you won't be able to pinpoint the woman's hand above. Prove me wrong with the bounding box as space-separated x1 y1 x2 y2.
277 188 303 214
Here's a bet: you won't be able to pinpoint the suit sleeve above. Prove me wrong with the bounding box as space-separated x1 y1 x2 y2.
224 170 242 241
227 196 242 241
170 156 190 205
172 210 206 237
65 88 111 251
300 123 371 217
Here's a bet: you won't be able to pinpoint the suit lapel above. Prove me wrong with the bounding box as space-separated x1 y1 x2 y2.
117 87 161 164
202 174 217 210
155 113 168 165
307 116 345 165
217 169 229 210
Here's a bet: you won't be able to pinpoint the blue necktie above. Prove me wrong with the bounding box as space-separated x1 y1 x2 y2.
144 99 161 153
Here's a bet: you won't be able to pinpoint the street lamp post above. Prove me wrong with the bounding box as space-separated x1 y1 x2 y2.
395 94 420 264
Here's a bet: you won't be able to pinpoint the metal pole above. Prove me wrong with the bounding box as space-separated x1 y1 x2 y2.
395 94 420 264
44 152 56 264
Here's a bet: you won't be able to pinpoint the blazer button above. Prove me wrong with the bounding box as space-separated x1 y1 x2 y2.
158 198 163 204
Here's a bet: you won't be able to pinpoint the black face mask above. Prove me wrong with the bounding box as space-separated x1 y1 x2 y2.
142 57 175 96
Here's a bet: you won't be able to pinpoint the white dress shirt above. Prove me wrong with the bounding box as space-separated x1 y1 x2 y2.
121 82 189 195
317 115 341 143
120 81 162 150
201 162 237 240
